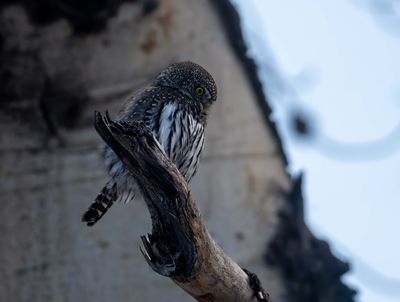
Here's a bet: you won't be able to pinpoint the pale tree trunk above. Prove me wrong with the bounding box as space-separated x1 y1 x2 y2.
0 0 355 301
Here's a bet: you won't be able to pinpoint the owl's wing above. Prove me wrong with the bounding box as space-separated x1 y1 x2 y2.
117 85 157 122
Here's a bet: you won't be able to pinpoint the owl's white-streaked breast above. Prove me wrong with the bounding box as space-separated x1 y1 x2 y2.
155 102 204 182
157 103 177 153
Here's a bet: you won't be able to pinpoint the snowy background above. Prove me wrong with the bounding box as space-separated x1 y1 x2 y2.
233 1 400 301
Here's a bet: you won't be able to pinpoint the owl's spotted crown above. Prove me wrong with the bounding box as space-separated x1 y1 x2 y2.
154 61 217 107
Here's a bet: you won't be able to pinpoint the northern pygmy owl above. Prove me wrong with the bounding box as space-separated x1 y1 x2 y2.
82 61 217 226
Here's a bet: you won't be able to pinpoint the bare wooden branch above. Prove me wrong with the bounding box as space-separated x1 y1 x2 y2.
93 111 269 302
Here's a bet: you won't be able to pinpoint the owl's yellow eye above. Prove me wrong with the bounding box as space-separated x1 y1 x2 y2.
195 87 204 96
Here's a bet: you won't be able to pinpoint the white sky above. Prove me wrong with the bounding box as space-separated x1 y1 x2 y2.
233 1 400 301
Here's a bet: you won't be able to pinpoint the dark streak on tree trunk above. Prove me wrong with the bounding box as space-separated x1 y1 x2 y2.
266 175 357 302
210 0 288 166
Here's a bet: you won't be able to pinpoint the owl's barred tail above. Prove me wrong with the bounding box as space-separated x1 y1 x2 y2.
82 182 117 226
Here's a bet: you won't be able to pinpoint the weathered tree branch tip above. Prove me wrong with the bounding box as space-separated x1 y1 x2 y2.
95 112 150 145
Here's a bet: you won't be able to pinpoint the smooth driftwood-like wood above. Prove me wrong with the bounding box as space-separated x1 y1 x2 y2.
93 111 269 302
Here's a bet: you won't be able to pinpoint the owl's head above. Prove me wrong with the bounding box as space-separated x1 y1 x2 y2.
154 61 217 108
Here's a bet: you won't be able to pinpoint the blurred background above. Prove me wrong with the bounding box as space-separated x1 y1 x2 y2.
0 0 399 301
232 1 400 302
